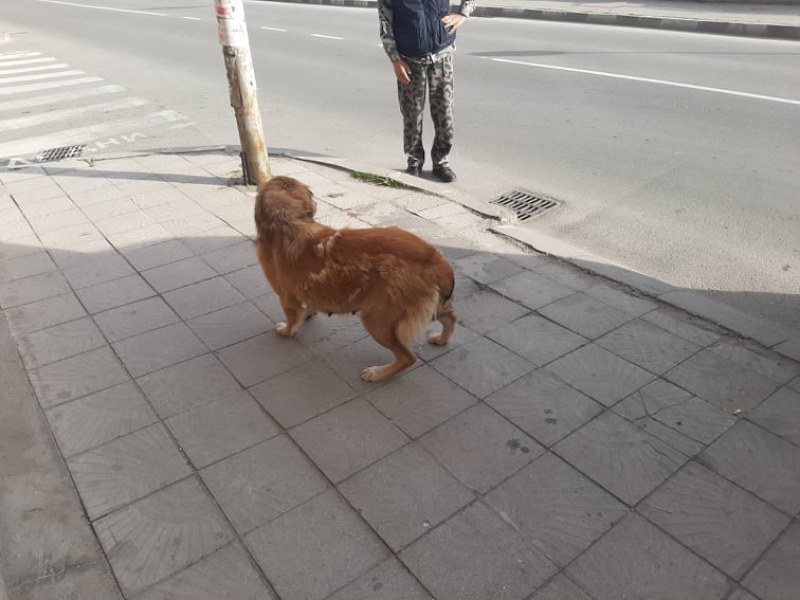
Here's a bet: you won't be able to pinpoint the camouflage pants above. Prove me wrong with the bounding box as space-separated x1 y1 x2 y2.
397 52 454 168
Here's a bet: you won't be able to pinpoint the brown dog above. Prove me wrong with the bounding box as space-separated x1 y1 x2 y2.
254 176 457 382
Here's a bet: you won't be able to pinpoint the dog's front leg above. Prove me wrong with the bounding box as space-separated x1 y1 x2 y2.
276 297 309 337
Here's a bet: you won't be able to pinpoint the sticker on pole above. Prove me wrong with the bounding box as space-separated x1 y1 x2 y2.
215 0 249 47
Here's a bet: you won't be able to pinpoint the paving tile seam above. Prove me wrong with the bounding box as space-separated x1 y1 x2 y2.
6 556 118 596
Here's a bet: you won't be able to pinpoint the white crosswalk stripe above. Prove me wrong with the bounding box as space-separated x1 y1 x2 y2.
0 51 196 165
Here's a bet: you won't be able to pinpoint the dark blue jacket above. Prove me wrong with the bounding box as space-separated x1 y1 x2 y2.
392 0 456 58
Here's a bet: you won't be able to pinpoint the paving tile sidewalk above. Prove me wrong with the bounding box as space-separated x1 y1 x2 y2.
1 150 799 599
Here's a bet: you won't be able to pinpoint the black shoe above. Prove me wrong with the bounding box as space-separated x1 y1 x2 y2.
405 164 422 176
432 165 456 182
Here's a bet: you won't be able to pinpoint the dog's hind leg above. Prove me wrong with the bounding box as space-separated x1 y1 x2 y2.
428 297 457 346
359 309 417 382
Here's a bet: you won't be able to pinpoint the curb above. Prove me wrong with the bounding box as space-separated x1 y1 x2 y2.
252 0 800 40
278 150 800 363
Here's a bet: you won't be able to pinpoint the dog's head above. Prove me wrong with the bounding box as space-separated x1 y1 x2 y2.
255 176 316 229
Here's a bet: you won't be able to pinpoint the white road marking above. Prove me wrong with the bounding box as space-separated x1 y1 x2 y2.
0 52 43 61
0 76 104 96
0 70 84 85
311 34 344 40
181 16 201 21
261 26 287 32
0 97 150 131
32 0 168 17
0 110 188 157
488 57 800 107
0 57 53 67
0 63 69 76
0 84 125 112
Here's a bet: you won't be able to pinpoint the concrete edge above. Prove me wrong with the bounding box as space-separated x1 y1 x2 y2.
251 0 800 40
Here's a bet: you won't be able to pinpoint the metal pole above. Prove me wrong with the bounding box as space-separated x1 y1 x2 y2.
214 0 270 185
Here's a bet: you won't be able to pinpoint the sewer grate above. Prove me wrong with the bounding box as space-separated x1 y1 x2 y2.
490 190 560 221
35 145 86 163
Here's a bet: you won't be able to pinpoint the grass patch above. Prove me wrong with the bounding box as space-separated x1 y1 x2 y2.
352 170 409 189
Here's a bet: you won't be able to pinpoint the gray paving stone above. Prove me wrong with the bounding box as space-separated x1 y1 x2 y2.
487 313 587 367
320 334 418 393
80 196 140 221
326 558 430 600
413 321 481 362
163 275 245 320
201 435 328 534
401 501 557 600
217 331 313 387
640 461 789 578
249 359 357 428
132 542 277 600
0 251 56 283
3 292 85 336
749 386 800 446
546 344 655 407
614 378 694 419
453 290 529 335
0 270 70 308
554 411 687 506
93 296 179 342
339 444 474 550
123 238 194 271
62 254 135 290
291 399 408 483
75 273 156 314
245 489 389 600
95 476 234 597
16 316 105 368
486 369 603 448
538 292 635 339
141 256 217 293
727 588 759 600
46 381 157 458
488 270 575 310
162 212 225 237
112 322 207 377
28 346 129 408
529 574 593 600
567 513 729 600
650 395 737 445
224 263 272 299
597 318 701 374
431 337 535 399
583 283 659 317
143 198 205 223
454 253 524 285
534 262 598 292
166 390 279 469
364 365 477 439
181 224 245 255
789 377 800 394
665 348 781 413
743 522 800 600
485 452 628 567
699 420 800 515
202 240 258 274
137 353 242 418
709 340 798 384
642 307 722 347
420 403 542 494
186 301 271 350
68 423 191 520
251 290 284 323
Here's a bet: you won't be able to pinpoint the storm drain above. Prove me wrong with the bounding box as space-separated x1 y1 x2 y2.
35 144 86 163
490 190 560 222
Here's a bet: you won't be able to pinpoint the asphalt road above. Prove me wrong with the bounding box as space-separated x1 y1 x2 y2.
1 0 799 337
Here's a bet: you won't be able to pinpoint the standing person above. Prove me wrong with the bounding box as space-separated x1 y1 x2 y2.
378 0 476 183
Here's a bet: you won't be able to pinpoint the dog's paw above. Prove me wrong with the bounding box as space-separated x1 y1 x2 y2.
428 333 448 346
275 322 293 337
361 365 391 382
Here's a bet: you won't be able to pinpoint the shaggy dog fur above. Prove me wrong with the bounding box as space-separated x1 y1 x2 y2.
254 176 457 382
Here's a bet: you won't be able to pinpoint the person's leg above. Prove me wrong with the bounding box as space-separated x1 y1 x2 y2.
397 60 427 170
429 53 455 179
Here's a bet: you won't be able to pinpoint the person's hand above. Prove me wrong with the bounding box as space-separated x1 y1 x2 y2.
442 14 466 33
393 59 412 86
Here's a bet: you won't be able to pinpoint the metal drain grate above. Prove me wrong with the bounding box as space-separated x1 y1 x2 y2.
35 145 86 163
490 190 560 221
